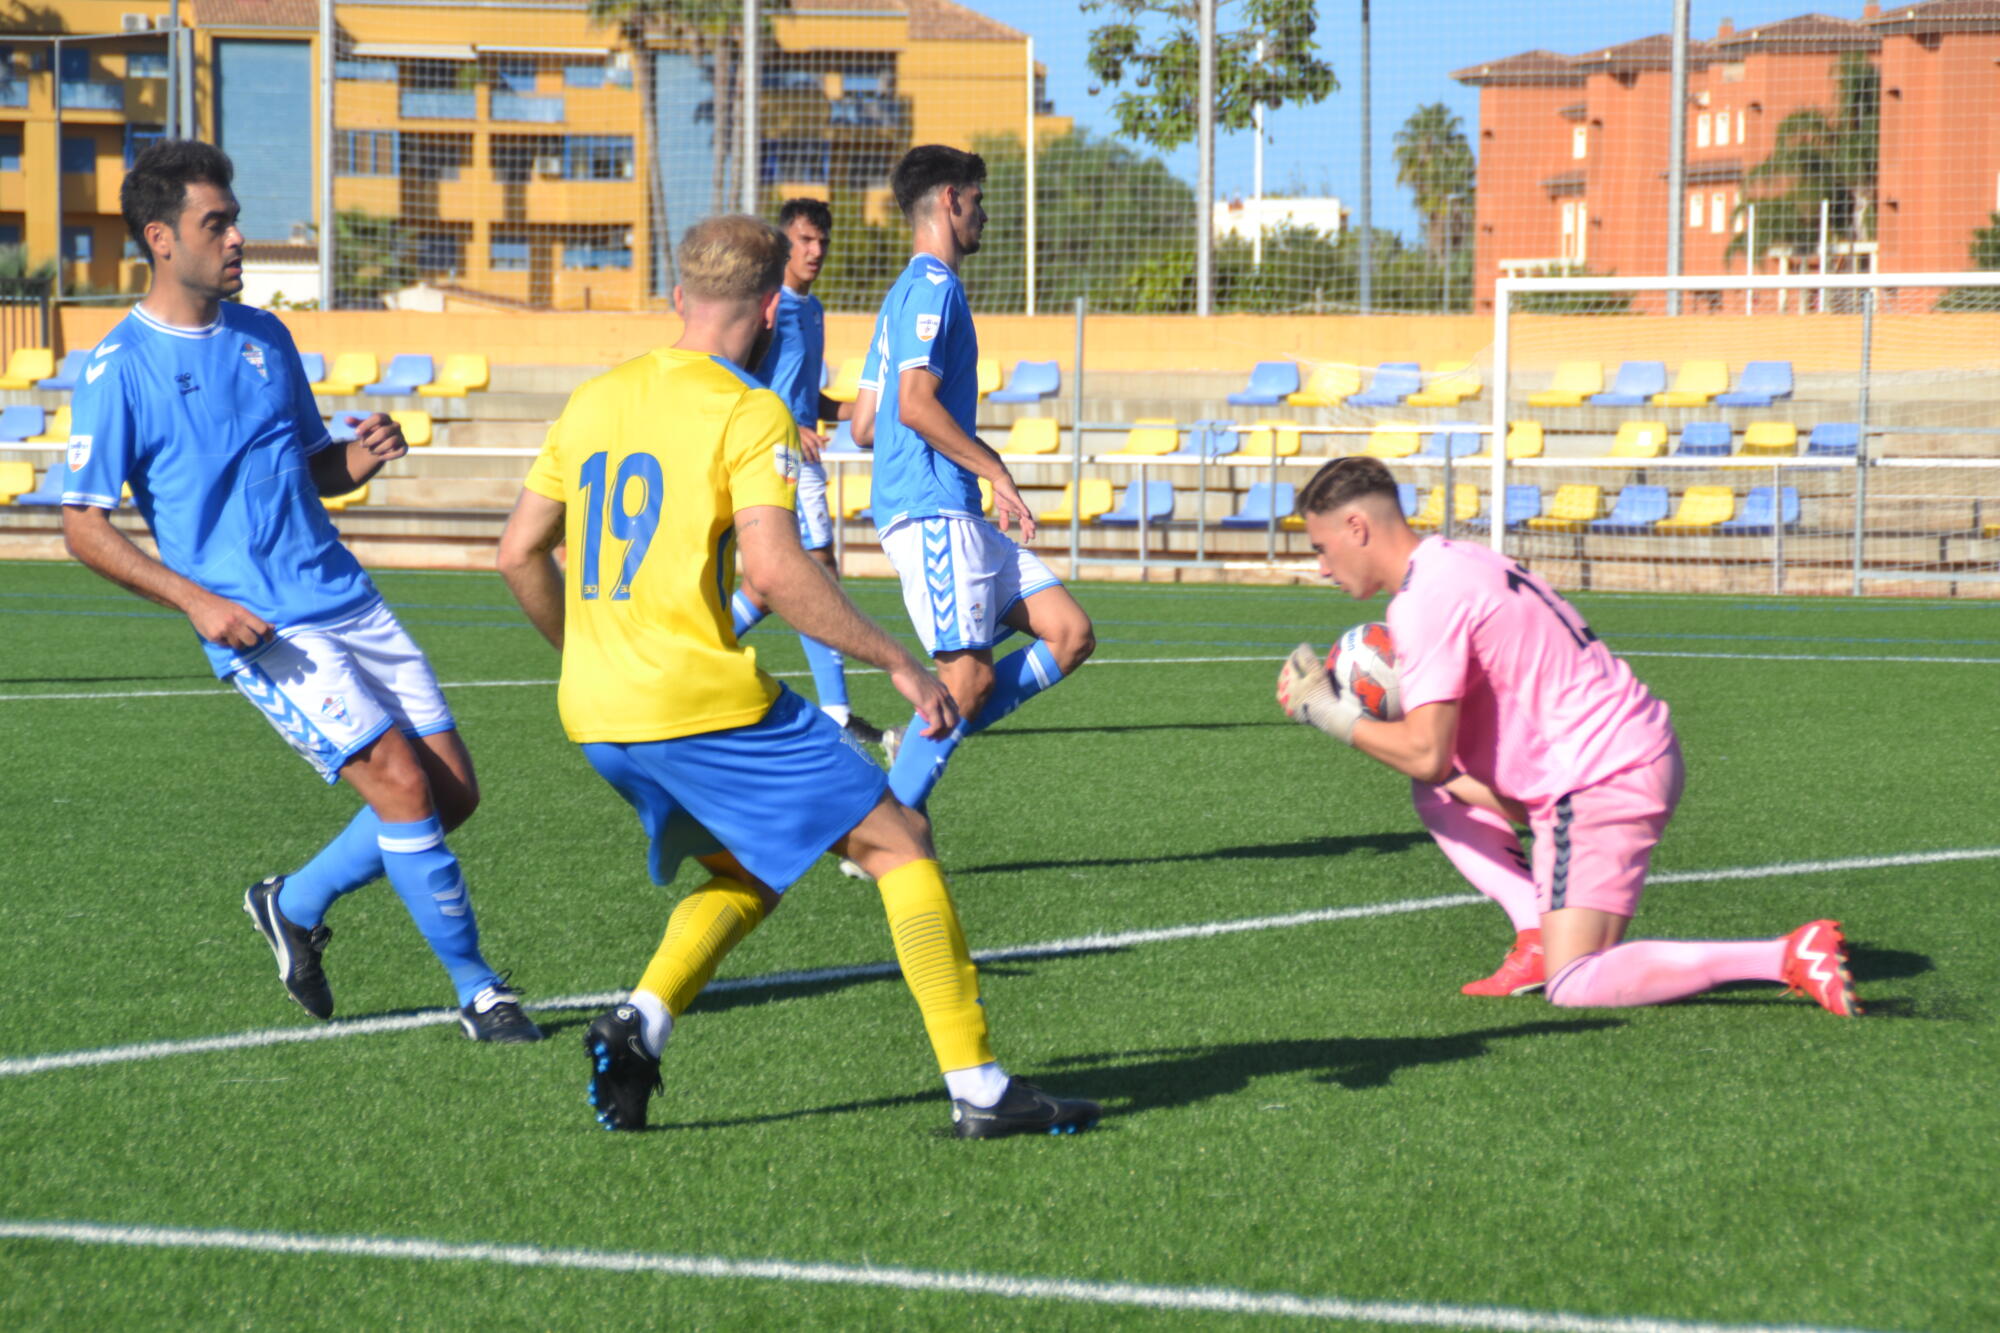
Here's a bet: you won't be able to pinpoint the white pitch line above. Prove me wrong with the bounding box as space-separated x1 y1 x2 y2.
4 847 1993 1080
0 1220 1883 1333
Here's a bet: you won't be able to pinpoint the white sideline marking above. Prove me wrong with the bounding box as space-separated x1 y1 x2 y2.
4 846 1994 1081
0 1220 1881 1333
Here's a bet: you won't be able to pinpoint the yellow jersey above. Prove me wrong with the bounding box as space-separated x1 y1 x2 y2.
523 347 800 743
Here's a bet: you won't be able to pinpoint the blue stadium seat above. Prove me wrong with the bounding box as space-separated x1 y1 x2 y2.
1227 361 1301 406
363 354 434 395
0 404 47 442
299 352 327 384
1675 422 1733 456
1590 361 1668 406
1398 482 1419 518
1463 484 1544 532
988 359 1061 404
1096 480 1177 526
1805 423 1860 457
1713 360 1794 407
1716 486 1801 535
37 350 89 392
1219 482 1296 528
326 414 360 443
1349 362 1422 407
821 420 861 454
12 467 68 505
1418 424 1483 458
1590 484 1671 532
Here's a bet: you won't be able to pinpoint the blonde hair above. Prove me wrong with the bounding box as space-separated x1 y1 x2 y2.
677 215 789 301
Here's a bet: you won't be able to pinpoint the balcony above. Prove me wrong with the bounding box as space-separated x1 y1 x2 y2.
829 91 907 132
0 79 26 109
400 90 476 121
61 80 125 111
491 92 565 124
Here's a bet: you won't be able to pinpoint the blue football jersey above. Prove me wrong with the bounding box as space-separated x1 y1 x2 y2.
869 254 981 528
63 302 380 678
753 286 825 429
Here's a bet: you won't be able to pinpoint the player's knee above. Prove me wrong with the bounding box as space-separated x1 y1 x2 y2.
437 777 480 832
1047 614 1095 673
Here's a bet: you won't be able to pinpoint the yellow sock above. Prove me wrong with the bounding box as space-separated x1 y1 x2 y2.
877 859 995 1073
635 877 768 1018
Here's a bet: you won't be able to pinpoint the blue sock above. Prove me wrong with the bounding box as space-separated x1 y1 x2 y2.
731 590 766 637
376 816 499 1006
887 715 968 811
968 641 1065 735
278 807 385 928
801 635 849 709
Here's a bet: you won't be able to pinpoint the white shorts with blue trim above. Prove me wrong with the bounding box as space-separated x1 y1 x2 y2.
230 601 455 784
796 459 832 551
879 513 1061 655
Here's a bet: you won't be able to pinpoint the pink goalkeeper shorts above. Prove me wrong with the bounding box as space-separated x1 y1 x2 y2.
1530 738 1686 918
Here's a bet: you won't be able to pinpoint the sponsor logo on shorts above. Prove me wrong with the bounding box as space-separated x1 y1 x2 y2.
320 694 351 726
67 435 93 471
914 313 941 343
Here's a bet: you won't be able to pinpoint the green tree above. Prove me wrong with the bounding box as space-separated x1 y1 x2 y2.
1938 212 2000 310
1393 102 1475 262
332 211 415 309
1081 0 1335 151
0 244 57 286
1727 51 1877 271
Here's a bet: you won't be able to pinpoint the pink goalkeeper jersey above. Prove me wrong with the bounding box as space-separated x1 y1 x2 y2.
1387 538 1674 813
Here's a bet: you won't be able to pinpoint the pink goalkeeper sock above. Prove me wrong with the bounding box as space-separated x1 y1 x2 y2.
1412 780 1541 932
1546 938 1788 1008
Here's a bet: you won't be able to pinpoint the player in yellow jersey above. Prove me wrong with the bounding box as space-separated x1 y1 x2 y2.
497 214 1101 1137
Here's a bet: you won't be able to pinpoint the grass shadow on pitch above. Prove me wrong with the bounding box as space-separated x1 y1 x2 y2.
978 720 1296 739
960 830 1430 878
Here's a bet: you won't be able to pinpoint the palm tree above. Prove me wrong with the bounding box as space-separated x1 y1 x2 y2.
1393 102 1475 261
1726 51 1878 273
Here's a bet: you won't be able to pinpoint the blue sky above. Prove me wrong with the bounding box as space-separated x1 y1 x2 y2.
978 0 1848 240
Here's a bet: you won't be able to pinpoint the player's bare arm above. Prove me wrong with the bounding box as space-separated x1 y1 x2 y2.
896 367 1035 540
1349 700 1459 785
61 503 270 649
735 503 959 738
496 488 567 650
311 413 408 494
850 386 877 448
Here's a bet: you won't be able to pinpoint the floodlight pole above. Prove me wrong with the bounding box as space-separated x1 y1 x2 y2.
319 0 334 309
165 0 179 139
1665 0 1689 315
1196 0 1214 316
1026 36 1037 315
1252 39 1264 271
1358 0 1372 313
740 0 759 213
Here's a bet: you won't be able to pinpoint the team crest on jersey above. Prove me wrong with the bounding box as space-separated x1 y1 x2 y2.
319 694 350 725
67 435 93 472
914 313 941 343
241 342 268 379
773 442 800 483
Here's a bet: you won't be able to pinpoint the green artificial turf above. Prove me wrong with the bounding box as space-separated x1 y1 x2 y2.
1 560 1996 1331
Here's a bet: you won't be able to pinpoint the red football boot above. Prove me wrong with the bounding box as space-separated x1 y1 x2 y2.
1462 929 1546 996
1782 919 1863 1017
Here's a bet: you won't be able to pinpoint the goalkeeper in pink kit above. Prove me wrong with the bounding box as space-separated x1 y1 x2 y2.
1277 457 1860 1016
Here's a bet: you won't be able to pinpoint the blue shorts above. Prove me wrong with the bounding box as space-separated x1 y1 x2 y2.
581 686 887 892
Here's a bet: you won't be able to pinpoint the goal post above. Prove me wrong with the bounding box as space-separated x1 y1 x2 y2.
1487 270 2000 597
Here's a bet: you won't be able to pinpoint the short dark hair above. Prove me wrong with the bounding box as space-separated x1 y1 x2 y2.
122 139 235 263
891 145 985 220
778 197 833 234
1297 456 1403 518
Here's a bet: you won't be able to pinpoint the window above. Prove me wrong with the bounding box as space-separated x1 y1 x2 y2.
62 225 93 261
562 232 632 269
1689 193 1703 229
60 48 90 81
337 59 395 82
127 50 169 78
1560 200 1586 263
564 63 605 89
1571 125 1587 160
763 67 822 92
1711 191 1726 235
491 58 536 94
1736 110 1746 145
0 134 19 172
335 129 398 176
760 138 829 185
0 223 20 248
61 136 96 174
1733 192 1746 234
416 231 464 274
1713 109 1729 147
1696 114 1710 149
124 124 165 167
490 234 530 270
562 135 633 181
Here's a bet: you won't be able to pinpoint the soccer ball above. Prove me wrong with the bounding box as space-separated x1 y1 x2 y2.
1325 622 1403 721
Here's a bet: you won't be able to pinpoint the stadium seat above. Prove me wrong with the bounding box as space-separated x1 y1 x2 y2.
325 414 359 444
1985 522 2000 539
1037 478 1115 525
1227 361 1301 406
821 420 859 453
1106 419 1180 457
389 410 433 447
1717 486 1801 535
1652 360 1730 407
1609 421 1669 459
314 353 379 395
417 353 490 397
1471 420 1545 461
1527 361 1601 407
978 478 994 515
297 353 327 384
1398 482 1420 518
321 483 369 511
1219 482 1296 529
1174 421 1242 459
0 404 46 442
1286 363 1362 407
1350 362 1423 407
1805 422 1860 457
10 466 67 505
362 354 434 396
1408 484 1480 532
0 347 54 390
1590 361 1668 406
1417 424 1483 458
28 405 71 443
1675 422 1733 456
988 360 1060 404
1462 484 1543 531
1739 422 1799 456
1525 484 1605 531
0 459 35 503
1001 417 1061 455
832 473 872 520
822 357 864 404
976 357 1001 399
1364 423 1424 459
1096 480 1177 527
37 350 89 392
1591 485 1671 532
1406 361 1483 408
1221 421 1301 459
1714 360 1793 407
1654 485 1736 533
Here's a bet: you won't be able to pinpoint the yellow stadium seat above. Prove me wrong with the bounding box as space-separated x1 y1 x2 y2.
1740 422 1799 456
313 353 378 396
1526 361 1601 408
1654 485 1736 533
976 357 1001 399
823 357 864 404
978 478 994 514
0 347 54 390
0 459 34 503
832 472 871 519
1652 360 1730 407
1001 417 1061 455
1285 363 1362 407
1525 484 1605 531
27 405 71 444
1364 422 1424 460
321 483 369 511
1037 478 1114 525
1610 421 1668 459
389 410 433 447
1406 361 1483 408
1220 421 1302 459
1106 418 1180 457
417 353 490 397
1408 484 1480 532
1469 420 1547 462
1985 522 2000 538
